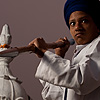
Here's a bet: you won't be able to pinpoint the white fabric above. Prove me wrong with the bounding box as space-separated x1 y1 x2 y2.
0 24 29 100
0 48 29 100
40 80 65 100
35 35 100 100
0 24 12 45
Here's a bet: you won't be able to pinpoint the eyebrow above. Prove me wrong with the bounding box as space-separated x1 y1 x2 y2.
69 15 89 22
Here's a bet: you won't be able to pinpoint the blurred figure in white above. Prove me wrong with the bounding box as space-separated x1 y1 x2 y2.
0 24 32 100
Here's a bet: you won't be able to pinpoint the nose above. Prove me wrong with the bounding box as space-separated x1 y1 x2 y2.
75 22 83 31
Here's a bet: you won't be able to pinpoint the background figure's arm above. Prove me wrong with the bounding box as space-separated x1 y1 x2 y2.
0 48 19 57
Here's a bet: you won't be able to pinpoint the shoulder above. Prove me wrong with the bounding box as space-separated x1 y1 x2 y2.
87 35 100 53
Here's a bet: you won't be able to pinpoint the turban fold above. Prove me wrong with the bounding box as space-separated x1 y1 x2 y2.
64 0 100 29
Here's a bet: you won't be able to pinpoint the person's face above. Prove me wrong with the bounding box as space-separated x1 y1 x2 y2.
69 11 99 45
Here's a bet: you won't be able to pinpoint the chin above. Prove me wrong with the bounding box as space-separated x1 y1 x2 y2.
76 39 87 45
77 40 91 45
75 37 90 45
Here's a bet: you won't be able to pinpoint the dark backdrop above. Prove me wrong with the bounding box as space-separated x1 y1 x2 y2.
0 0 75 100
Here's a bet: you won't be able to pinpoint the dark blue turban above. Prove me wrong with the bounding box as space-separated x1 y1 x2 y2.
64 0 100 29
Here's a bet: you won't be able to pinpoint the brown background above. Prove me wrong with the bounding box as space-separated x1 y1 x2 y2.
0 0 75 100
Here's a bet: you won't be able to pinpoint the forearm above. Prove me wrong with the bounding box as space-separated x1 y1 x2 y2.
35 51 78 89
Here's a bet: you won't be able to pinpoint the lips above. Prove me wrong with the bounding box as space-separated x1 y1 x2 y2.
75 33 84 37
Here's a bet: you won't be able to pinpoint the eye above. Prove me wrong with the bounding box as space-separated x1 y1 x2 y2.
69 22 75 27
82 19 88 23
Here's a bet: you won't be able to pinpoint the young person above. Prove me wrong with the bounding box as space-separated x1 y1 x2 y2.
29 0 100 100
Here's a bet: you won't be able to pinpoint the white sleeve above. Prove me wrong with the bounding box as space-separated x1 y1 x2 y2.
39 80 65 100
35 48 100 96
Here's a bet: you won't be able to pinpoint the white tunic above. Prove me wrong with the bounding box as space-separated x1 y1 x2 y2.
35 35 100 100
0 24 30 100
0 48 29 100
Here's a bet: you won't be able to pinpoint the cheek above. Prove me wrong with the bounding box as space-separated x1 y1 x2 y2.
86 21 99 33
87 25 99 37
70 30 74 38
70 30 76 41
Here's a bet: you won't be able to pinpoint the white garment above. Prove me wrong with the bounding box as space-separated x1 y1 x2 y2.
35 35 100 100
40 80 65 100
0 24 31 100
0 48 29 100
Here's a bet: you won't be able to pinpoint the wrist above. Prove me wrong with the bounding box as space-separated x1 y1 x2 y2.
55 52 65 58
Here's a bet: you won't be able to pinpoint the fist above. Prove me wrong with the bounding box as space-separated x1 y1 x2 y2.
55 37 70 58
29 38 48 53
